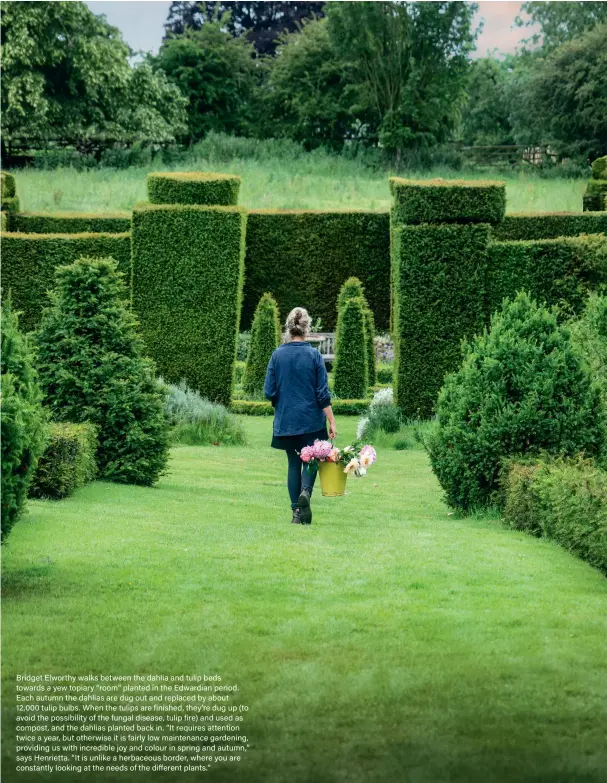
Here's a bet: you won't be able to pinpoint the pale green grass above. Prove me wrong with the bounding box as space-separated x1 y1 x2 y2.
10 160 587 214
2 416 606 782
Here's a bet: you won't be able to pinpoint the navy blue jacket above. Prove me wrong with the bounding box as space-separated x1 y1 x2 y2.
264 341 331 436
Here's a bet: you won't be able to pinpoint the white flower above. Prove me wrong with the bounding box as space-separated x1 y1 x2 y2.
369 387 394 410
356 417 370 440
344 458 359 474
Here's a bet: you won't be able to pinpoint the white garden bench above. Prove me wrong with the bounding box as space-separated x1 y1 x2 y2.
308 332 336 366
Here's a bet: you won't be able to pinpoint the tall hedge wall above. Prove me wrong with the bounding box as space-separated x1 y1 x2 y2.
12 212 131 234
242 210 390 331
487 235 607 317
2 232 131 332
392 223 491 418
131 204 246 406
147 172 241 206
390 178 506 225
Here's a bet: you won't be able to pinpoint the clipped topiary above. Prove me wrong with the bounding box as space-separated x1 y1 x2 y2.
337 277 377 386
1 298 47 541
427 291 605 512
34 257 169 486
333 296 368 400
243 293 280 399
591 156 607 180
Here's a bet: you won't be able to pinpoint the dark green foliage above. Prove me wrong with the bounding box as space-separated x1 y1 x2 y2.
147 172 241 206
1 172 16 197
592 156 607 180
131 203 246 406
1 196 20 213
583 193 605 212
376 366 393 384
569 293 607 438
337 277 377 386
1 300 47 541
1 212 7 232
392 222 490 418
243 293 280 399
230 399 369 416
34 257 170 486
1 232 131 332
333 297 368 400
12 212 131 234
586 179 607 197
390 178 506 225
29 422 97 500
428 292 605 512
487 235 607 319
502 456 607 575
492 212 607 241
242 210 390 331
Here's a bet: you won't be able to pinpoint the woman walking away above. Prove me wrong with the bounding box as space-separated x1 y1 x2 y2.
264 307 337 525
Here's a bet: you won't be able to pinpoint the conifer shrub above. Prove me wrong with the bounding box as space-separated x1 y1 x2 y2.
592 156 607 180
1 300 47 541
337 277 377 386
29 423 97 500
333 296 368 400
34 257 169 486
243 293 280 399
1 171 16 198
427 292 605 512
147 172 241 206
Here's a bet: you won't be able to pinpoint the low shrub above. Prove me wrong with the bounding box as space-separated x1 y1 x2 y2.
243 293 280 399
164 380 246 446
357 388 402 440
592 156 607 180
333 296 368 400
427 292 605 512
376 365 393 384
35 257 170 486
502 456 607 575
1 300 47 541
29 422 97 500
230 399 369 416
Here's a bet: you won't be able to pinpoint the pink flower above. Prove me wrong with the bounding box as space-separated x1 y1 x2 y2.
312 439 333 459
300 446 314 463
360 445 377 465
327 447 340 463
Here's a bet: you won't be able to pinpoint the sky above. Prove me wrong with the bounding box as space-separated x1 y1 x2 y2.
85 0 541 59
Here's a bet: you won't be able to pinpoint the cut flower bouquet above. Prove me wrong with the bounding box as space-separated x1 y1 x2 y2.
299 440 377 477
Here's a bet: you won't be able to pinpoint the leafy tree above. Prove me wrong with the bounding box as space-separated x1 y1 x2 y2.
1 1 187 154
155 20 257 143
1 299 47 542
459 57 515 146
326 1 478 157
164 1 325 56
517 1 607 51
427 292 605 512
243 293 280 399
333 296 368 400
35 258 169 487
508 24 607 159
263 18 355 150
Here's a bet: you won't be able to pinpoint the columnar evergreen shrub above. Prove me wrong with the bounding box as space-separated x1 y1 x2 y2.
12 212 131 234
131 203 246 406
2 232 131 332
1 300 47 541
427 292 605 512
29 422 97 500
243 210 390 331
392 222 490 417
147 172 241 205
336 277 377 386
243 293 280 399
502 456 607 575
333 296 368 400
34 257 169 486
1 172 16 198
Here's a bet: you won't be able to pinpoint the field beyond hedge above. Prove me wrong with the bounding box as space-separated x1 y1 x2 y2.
11 160 587 213
2 417 606 783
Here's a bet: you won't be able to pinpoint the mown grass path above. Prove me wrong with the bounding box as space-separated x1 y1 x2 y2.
2 417 606 782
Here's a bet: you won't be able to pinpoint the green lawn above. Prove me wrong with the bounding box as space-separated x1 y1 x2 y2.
2 417 606 783
11 159 586 214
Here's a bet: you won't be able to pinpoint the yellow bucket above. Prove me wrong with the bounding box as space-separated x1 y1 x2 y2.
318 461 348 497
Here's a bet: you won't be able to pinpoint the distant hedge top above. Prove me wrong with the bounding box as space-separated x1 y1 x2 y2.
1 172 16 198
390 177 506 225
147 172 241 206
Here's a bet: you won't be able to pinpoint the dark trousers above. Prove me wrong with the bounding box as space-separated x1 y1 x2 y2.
286 449 318 509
